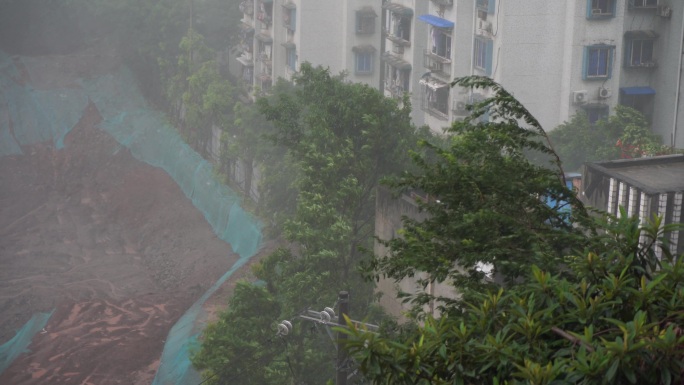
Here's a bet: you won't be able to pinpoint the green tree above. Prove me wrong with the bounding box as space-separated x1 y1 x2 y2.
191 282 287 385
183 57 234 154
342 77 684 384
256 63 417 294
194 64 420 384
549 106 671 172
367 76 594 314
344 215 684 385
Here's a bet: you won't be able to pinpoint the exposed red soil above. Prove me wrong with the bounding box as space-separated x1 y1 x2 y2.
0 97 259 384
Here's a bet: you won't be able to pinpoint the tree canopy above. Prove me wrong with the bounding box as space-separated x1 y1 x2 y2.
345 215 684 385
366 76 595 313
192 64 420 385
344 77 684 384
548 106 672 172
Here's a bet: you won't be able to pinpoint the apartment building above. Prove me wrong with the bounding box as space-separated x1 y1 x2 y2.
234 0 383 98
485 0 683 146
377 0 684 144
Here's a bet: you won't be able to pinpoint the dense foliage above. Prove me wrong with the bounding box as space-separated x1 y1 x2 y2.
345 214 684 385
367 76 595 314
549 106 672 172
345 77 684 384
192 65 420 384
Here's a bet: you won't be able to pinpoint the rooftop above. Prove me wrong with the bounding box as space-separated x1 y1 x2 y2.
585 155 684 194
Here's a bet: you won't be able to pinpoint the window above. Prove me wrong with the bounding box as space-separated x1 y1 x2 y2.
625 39 655 67
586 0 616 18
286 47 297 71
431 28 452 59
382 3 413 42
474 38 494 76
256 1 273 26
476 0 496 13
356 9 376 34
394 16 411 41
582 104 609 125
620 87 655 124
385 63 410 98
583 45 614 80
629 0 658 9
355 52 373 74
283 6 296 31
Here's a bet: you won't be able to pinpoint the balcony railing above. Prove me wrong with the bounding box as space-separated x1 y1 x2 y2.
423 104 449 120
384 28 411 47
423 49 451 77
236 52 254 67
257 52 272 65
626 59 658 69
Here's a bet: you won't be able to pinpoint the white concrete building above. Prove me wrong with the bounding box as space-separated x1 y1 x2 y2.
378 0 684 145
235 0 383 98
485 0 682 139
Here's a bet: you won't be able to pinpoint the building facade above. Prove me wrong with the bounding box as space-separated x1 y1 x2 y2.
235 0 383 99
487 0 683 145
376 0 684 143
236 1 684 144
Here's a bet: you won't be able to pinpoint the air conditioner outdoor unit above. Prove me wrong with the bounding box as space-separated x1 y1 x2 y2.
572 90 588 105
598 87 612 99
453 100 468 115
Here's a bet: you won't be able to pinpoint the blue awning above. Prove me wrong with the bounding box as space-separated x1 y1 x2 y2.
418 14 454 29
620 86 656 96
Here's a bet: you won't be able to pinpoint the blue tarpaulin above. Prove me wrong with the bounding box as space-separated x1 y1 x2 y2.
620 86 656 96
418 14 454 29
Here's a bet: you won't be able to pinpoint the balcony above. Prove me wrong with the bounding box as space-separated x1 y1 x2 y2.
257 0 273 28
282 3 296 32
423 49 451 77
259 73 272 92
419 77 449 121
257 52 272 66
384 29 411 47
385 80 407 99
236 52 254 67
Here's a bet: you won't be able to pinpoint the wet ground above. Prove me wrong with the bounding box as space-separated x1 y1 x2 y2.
0 90 250 384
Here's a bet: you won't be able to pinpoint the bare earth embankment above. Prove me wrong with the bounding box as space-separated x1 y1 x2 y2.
0 55 265 384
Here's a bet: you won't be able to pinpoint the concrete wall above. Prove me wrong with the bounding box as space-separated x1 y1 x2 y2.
649 3 684 147
374 187 459 320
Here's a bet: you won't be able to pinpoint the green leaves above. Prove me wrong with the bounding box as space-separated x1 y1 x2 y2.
348 76 684 385
547 105 673 172
349 252 684 385
372 76 594 312
198 64 420 384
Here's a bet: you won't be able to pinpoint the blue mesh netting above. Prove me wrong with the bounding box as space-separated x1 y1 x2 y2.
0 52 263 383
0 311 53 375
0 52 88 155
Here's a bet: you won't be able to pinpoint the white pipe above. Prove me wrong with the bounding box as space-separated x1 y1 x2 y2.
469 0 476 77
672 5 684 148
